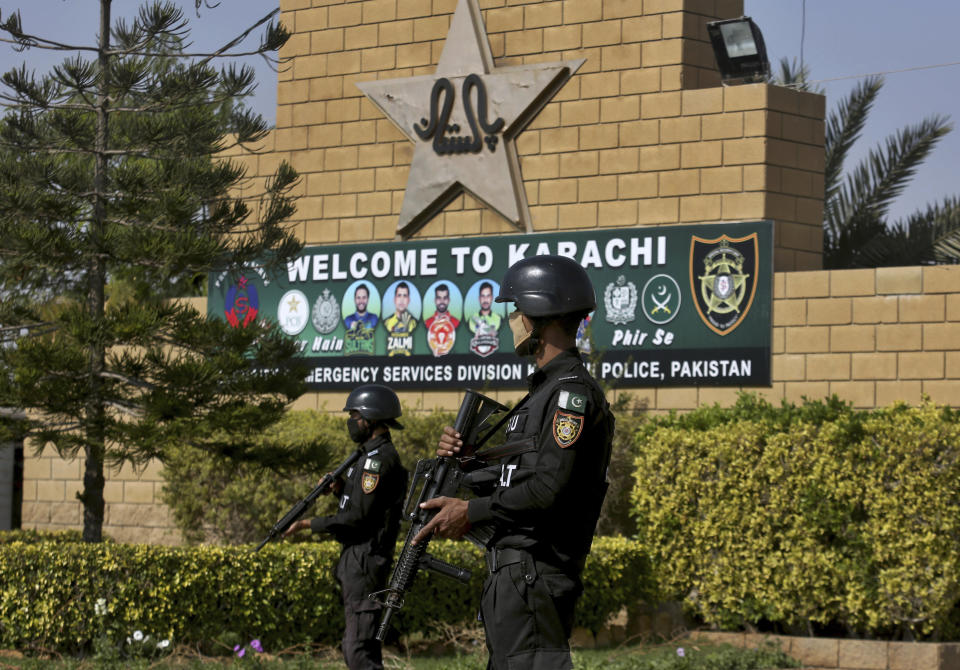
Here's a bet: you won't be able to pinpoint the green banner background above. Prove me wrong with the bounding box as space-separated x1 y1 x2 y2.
209 222 772 390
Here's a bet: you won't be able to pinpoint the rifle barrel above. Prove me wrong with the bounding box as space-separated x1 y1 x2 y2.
254 446 364 552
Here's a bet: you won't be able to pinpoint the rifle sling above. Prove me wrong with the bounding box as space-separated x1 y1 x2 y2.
472 393 531 450
473 436 537 462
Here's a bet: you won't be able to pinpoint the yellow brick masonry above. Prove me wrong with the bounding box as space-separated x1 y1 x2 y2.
12 0 943 544
266 0 823 270
21 265 960 543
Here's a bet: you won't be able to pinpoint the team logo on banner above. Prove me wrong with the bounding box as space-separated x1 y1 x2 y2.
689 234 758 335
427 317 457 356
224 276 259 328
312 289 340 334
277 289 309 336
469 319 500 357
603 275 637 325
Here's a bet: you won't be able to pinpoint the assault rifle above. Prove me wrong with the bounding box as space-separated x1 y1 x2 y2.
255 446 365 552
370 390 510 641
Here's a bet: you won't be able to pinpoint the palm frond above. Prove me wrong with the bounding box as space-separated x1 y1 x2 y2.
829 115 951 246
770 57 823 95
824 76 883 215
890 196 960 264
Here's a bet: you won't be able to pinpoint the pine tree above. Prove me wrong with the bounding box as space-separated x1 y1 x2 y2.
0 1 307 541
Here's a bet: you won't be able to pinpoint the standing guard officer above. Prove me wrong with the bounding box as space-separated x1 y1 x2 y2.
284 384 409 670
412 255 615 669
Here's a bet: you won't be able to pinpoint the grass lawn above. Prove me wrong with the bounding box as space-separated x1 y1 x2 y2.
0 640 799 669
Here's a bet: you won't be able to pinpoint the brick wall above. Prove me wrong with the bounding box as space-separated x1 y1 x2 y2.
20 454 179 544
21 265 960 543
15 0 932 542
220 0 824 272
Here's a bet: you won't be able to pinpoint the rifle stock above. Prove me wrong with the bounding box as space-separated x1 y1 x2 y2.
370 390 507 641
255 446 365 552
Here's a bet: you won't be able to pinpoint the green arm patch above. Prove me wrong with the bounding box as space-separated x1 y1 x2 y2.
557 389 587 414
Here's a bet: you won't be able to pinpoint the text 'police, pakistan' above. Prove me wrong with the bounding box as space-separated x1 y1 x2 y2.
297 349 768 390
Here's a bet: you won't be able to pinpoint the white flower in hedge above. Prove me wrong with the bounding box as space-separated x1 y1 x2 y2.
157 639 170 650
133 630 144 642
94 598 107 616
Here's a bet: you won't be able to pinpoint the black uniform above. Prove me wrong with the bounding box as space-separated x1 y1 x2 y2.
311 433 408 670
465 348 614 670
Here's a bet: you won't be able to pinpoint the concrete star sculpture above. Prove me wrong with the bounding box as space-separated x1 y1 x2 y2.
357 0 584 238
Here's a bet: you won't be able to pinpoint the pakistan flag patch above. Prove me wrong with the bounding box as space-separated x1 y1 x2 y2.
557 390 587 414
364 457 381 473
553 410 583 448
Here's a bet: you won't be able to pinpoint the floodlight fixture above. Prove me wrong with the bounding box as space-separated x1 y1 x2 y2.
706 16 770 84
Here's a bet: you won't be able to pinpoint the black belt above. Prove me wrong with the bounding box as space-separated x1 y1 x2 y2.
485 547 530 573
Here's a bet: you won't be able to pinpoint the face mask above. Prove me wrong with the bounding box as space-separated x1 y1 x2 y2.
347 416 372 444
508 311 537 357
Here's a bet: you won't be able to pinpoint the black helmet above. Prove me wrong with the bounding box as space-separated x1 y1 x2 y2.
496 255 596 317
343 384 403 429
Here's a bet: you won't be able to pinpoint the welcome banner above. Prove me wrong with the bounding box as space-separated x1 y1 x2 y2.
209 222 773 390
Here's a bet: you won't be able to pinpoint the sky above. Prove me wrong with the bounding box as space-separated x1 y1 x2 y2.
2 1 959 225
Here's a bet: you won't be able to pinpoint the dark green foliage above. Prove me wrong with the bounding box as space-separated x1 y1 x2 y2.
161 410 343 545
0 2 304 541
161 404 641 545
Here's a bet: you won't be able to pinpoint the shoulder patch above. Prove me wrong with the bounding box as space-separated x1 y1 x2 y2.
364 457 382 473
557 389 588 414
553 410 584 448
361 472 380 494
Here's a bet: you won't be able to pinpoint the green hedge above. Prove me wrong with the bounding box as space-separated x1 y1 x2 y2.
631 394 960 640
161 404 641 545
0 537 650 653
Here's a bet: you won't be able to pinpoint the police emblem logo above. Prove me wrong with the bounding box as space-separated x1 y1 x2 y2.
603 275 638 325
689 233 759 335
552 410 583 448
312 289 340 334
641 274 681 325
361 472 379 494
277 289 309 336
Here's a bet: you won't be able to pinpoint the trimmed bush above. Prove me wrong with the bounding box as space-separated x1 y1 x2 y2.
162 403 642 546
632 394 960 639
0 537 650 653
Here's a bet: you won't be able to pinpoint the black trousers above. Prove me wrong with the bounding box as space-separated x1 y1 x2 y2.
336 545 391 670
480 554 582 670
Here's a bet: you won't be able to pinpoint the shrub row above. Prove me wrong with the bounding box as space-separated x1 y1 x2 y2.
632 395 960 640
161 403 642 545
0 537 651 653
